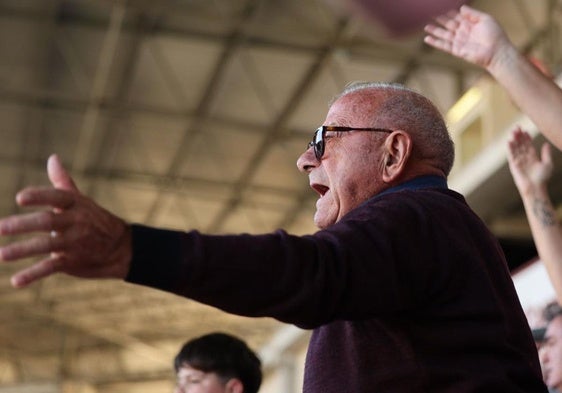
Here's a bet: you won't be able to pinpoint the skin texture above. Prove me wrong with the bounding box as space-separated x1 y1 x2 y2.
175 365 243 393
543 316 562 390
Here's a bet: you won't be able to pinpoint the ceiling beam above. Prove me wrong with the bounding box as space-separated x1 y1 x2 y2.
0 3 481 72
206 16 354 232
71 0 125 173
141 0 267 226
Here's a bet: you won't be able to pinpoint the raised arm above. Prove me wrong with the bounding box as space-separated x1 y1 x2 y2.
507 127 562 304
0 154 132 288
425 5 562 151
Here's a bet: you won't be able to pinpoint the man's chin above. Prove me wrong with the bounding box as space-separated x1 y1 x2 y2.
314 217 327 229
314 212 335 229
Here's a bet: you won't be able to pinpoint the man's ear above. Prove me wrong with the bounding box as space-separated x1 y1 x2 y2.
381 131 412 183
225 378 244 393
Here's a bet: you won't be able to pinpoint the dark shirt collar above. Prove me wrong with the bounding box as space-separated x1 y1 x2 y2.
375 175 448 199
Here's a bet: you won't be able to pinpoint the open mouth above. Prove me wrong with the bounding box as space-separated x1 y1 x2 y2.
311 183 329 197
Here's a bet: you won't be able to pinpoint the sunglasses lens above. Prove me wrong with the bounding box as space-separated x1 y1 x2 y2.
315 142 322 160
313 129 323 160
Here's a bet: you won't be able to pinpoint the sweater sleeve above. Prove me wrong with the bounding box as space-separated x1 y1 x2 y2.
126 224 356 328
124 190 450 328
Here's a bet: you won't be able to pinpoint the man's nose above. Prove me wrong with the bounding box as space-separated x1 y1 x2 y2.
297 147 318 173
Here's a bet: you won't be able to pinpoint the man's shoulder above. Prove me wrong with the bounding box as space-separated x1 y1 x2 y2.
372 185 465 205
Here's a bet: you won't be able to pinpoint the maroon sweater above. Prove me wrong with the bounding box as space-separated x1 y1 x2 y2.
126 176 547 392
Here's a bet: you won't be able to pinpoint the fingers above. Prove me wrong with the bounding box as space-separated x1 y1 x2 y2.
0 155 132 290
10 255 63 288
507 138 516 157
424 12 459 52
47 154 79 192
541 143 553 166
424 24 453 41
459 4 484 20
435 11 460 31
509 127 531 145
0 210 71 237
509 136 531 157
16 187 75 210
507 128 533 164
423 33 452 53
0 232 64 261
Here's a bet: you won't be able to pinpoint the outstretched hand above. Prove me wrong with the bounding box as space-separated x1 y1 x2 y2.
0 154 132 288
507 127 553 196
424 5 511 69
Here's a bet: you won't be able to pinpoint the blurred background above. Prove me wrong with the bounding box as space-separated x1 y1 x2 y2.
0 0 560 392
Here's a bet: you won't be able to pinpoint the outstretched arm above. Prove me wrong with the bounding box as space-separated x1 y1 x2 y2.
507 128 562 303
425 5 562 152
0 154 132 288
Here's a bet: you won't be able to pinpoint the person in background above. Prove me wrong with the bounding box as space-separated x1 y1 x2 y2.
0 81 548 392
174 332 262 393
530 310 556 392
541 302 562 393
424 4 562 151
506 127 562 305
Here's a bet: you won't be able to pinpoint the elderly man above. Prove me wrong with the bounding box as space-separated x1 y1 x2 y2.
0 82 547 392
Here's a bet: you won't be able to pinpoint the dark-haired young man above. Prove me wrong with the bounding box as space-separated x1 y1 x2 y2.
174 332 262 393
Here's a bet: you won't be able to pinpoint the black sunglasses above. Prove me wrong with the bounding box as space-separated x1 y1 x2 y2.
307 126 393 160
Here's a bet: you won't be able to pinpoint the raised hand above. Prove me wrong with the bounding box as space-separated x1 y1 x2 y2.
507 127 553 196
424 5 511 69
0 154 132 288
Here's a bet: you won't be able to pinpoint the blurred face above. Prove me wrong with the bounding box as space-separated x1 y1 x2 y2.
175 365 236 393
296 91 388 229
542 316 562 390
538 342 548 382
